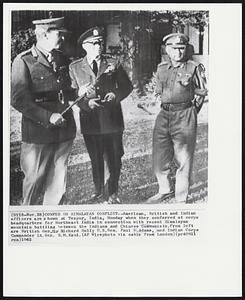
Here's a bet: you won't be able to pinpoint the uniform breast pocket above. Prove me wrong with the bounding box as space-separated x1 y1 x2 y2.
177 73 192 87
159 74 169 90
58 67 71 84
31 73 56 92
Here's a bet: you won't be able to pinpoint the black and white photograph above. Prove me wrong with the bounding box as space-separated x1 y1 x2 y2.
10 8 208 206
3 3 242 297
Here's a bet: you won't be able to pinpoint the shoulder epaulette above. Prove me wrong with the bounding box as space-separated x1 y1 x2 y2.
17 48 32 59
188 60 206 71
157 61 168 67
188 60 199 67
69 57 84 67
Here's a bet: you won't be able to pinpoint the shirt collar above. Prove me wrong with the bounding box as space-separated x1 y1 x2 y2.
167 61 186 69
87 55 101 66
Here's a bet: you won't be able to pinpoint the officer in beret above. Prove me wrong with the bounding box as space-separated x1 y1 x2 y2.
69 27 133 204
11 17 76 205
146 33 208 204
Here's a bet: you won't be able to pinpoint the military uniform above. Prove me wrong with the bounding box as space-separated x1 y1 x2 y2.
150 33 207 203
11 17 76 205
69 27 133 202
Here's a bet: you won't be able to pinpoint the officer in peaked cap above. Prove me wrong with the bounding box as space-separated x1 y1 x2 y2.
32 16 69 32
11 16 76 206
146 32 208 204
162 33 189 47
77 26 103 44
69 26 133 204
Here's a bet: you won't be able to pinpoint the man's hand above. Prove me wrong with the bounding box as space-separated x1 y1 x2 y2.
155 93 161 102
103 92 116 102
49 113 66 127
88 98 101 109
78 83 95 97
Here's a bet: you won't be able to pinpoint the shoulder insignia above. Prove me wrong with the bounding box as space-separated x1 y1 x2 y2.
197 63 206 72
197 63 206 79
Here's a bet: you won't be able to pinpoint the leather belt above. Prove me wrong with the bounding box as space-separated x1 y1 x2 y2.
35 91 65 103
161 101 192 111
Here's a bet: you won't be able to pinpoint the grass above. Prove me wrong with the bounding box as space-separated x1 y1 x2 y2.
10 91 208 205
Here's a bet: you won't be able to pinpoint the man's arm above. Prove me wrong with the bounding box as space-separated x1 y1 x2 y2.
113 64 133 102
69 64 79 94
69 64 98 111
154 68 163 97
11 56 53 127
193 63 208 113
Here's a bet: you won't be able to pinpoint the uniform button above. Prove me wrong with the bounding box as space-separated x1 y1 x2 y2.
97 87 100 90
57 79 60 83
41 77 44 79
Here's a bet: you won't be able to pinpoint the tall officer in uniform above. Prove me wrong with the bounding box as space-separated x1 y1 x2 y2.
11 17 76 205
147 33 208 204
69 27 133 204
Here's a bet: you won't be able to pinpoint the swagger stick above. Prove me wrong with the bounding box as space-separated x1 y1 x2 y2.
60 94 100 116
61 94 85 116
60 70 110 116
137 103 154 115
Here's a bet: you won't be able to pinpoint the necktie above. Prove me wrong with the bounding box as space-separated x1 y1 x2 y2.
47 50 58 72
92 60 98 76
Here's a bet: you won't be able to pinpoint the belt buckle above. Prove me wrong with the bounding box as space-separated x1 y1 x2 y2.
58 90 64 104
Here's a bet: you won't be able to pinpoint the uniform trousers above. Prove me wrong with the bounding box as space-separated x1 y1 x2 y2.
83 133 124 198
20 140 73 205
153 105 197 202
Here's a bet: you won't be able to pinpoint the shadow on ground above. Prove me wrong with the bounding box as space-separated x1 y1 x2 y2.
10 123 208 205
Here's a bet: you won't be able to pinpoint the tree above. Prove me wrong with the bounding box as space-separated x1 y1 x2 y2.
151 10 209 31
119 10 209 94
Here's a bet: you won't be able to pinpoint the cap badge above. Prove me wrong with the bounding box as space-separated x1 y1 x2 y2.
93 29 99 36
175 36 181 44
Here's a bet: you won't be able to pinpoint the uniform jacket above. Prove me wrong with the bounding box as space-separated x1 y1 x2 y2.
69 55 133 135
155 59 207 112
11 45 76 144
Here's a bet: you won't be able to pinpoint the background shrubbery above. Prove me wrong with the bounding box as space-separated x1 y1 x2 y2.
11 29 36 62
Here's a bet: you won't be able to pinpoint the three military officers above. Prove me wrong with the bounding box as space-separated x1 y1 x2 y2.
11 16 207 205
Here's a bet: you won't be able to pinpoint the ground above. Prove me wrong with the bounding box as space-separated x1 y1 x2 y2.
10 90 208 205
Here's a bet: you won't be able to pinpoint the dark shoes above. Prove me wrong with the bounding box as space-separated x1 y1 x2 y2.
86 193 104 204
145 191 175 204
59 194 68 205
103 193 121 204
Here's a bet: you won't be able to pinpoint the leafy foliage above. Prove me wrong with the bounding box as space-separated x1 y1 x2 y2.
151 10 209 30
11 29 36 62
117 10 209 90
